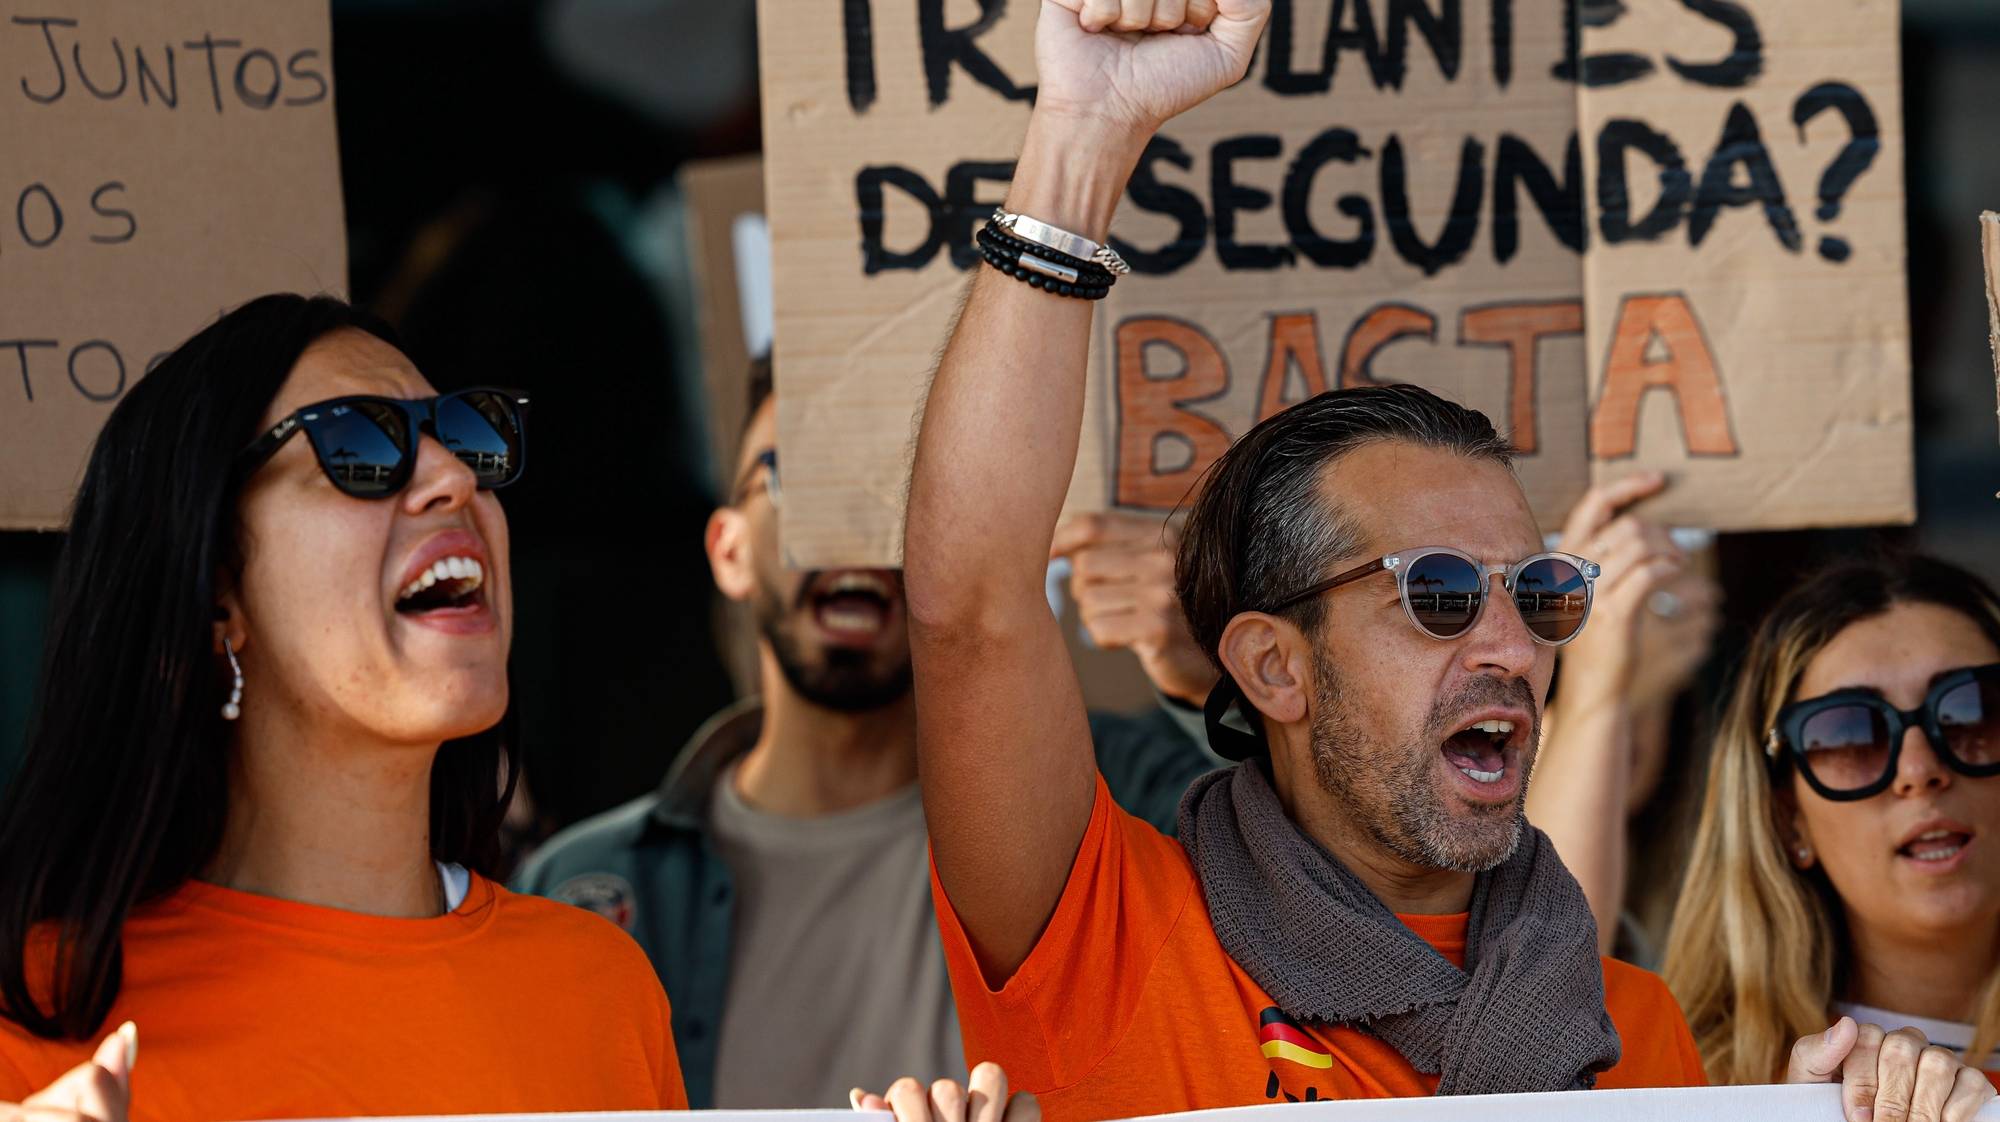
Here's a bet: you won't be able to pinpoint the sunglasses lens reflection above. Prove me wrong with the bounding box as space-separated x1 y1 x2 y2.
1937 674 2000 771
1404 553 1482 638
1798 704 1893 792
1513 557 1590 644
437 391 523 488
304 402 409 496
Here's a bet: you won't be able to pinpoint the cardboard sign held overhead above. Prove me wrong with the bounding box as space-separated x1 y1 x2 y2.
760 0 1912 568
681 154 771 489
1983 211 2000 438
0 1 347 529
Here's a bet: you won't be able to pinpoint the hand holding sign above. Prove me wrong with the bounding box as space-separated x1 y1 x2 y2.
1052 512 1219 707
3 1022 134 1122
1034 0 1270 140
851 1063 1040 1122
1785 1017 1996 1122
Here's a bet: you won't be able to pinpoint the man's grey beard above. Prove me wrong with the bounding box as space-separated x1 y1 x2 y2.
1307 648 1537 874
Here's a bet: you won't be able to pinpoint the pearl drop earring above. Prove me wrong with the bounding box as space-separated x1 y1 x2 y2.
221 638 244 721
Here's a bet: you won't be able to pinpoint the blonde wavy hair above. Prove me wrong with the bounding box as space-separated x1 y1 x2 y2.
1661 552 2000 1084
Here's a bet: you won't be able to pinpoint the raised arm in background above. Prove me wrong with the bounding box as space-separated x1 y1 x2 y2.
903 0 1269 981
1526 474 1717 953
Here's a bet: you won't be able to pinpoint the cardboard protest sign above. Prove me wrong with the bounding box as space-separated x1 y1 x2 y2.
680 155 1166 713
681 154 771 699
760 0 1912 567
0 1 347 529
682 154 771 488
1983 211 2000 437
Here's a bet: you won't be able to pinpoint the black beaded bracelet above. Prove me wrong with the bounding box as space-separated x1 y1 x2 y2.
977 225 1116 282
976 225 1115 300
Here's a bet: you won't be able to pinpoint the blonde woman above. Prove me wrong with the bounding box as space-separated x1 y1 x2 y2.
1665 552 2000 1100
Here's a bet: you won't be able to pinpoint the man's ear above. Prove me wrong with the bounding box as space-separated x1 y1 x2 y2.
706 507 756 603
1217 612 1309 727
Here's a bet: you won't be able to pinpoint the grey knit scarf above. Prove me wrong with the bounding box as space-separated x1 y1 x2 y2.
1177 761 1620 1095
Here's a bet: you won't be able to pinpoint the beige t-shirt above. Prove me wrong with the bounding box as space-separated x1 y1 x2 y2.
708 765 963 1108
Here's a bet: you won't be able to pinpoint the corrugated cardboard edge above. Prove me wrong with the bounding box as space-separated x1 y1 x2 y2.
1983 211 2000 441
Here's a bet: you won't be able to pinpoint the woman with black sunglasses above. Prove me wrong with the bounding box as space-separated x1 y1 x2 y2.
0 295 686 1120
1664 552 2000 1101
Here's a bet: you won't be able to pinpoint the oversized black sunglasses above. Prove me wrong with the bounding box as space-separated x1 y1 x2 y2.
1767 662 2000 801
235 388 529 499
1263 546 1601 646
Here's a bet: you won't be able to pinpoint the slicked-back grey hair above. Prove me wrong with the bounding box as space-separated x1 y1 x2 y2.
1175 384 1516 663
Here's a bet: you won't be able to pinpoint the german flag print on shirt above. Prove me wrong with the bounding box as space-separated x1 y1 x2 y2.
1259 1008 1333 1069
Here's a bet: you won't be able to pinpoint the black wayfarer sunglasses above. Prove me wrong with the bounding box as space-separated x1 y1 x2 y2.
235 388 529 499
1767 662 2000 801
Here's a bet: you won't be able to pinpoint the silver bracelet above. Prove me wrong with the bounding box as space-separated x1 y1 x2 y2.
990 208 1131 276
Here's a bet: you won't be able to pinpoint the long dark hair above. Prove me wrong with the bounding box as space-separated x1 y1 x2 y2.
0 294 517 1040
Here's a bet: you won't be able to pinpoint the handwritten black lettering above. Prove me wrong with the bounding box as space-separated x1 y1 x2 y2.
182 33 243 114
1689 101 1797 250
917 0 1031 107
1381 135 1483 275
1114 136 1208 274
89 182 136 244
1283 127 1375 268
234 48 280 109
856 165 944 273
944 161 1014 268
16 184 62 248
13 16 77 103
1490 0 1512 87
283 48 327 106
1553 0 1651 87
1596 118 1692 243
135 43 178 107
1793 81 1879 263
72 36 127 100
1493 132 1583 263
1668 0 1761 87
841 0 877 112
1213 135 1293 269
1 339 57 402
67 340 125 402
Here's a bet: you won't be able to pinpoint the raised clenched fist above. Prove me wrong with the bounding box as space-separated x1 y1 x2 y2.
1034 0 1272 138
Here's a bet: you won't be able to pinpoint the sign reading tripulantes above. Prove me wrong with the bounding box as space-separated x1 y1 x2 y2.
0 1 347 529
761 0 1912 567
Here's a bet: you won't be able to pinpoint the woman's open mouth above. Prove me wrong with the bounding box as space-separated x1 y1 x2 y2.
1895 825 1973 870
395 556 486 615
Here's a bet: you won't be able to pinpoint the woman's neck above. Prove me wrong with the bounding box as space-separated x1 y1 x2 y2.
1843 910 2000 1023
201 703 444 918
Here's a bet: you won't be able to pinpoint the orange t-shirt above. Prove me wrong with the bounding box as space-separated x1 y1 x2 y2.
935 776 1707 1122
0 874 687 1120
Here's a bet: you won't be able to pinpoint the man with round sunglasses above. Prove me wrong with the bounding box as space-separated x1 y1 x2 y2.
883 3 1994 1120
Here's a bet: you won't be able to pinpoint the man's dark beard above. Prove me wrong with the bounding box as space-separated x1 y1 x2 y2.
1307 646 1538 873
754 571 913 713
